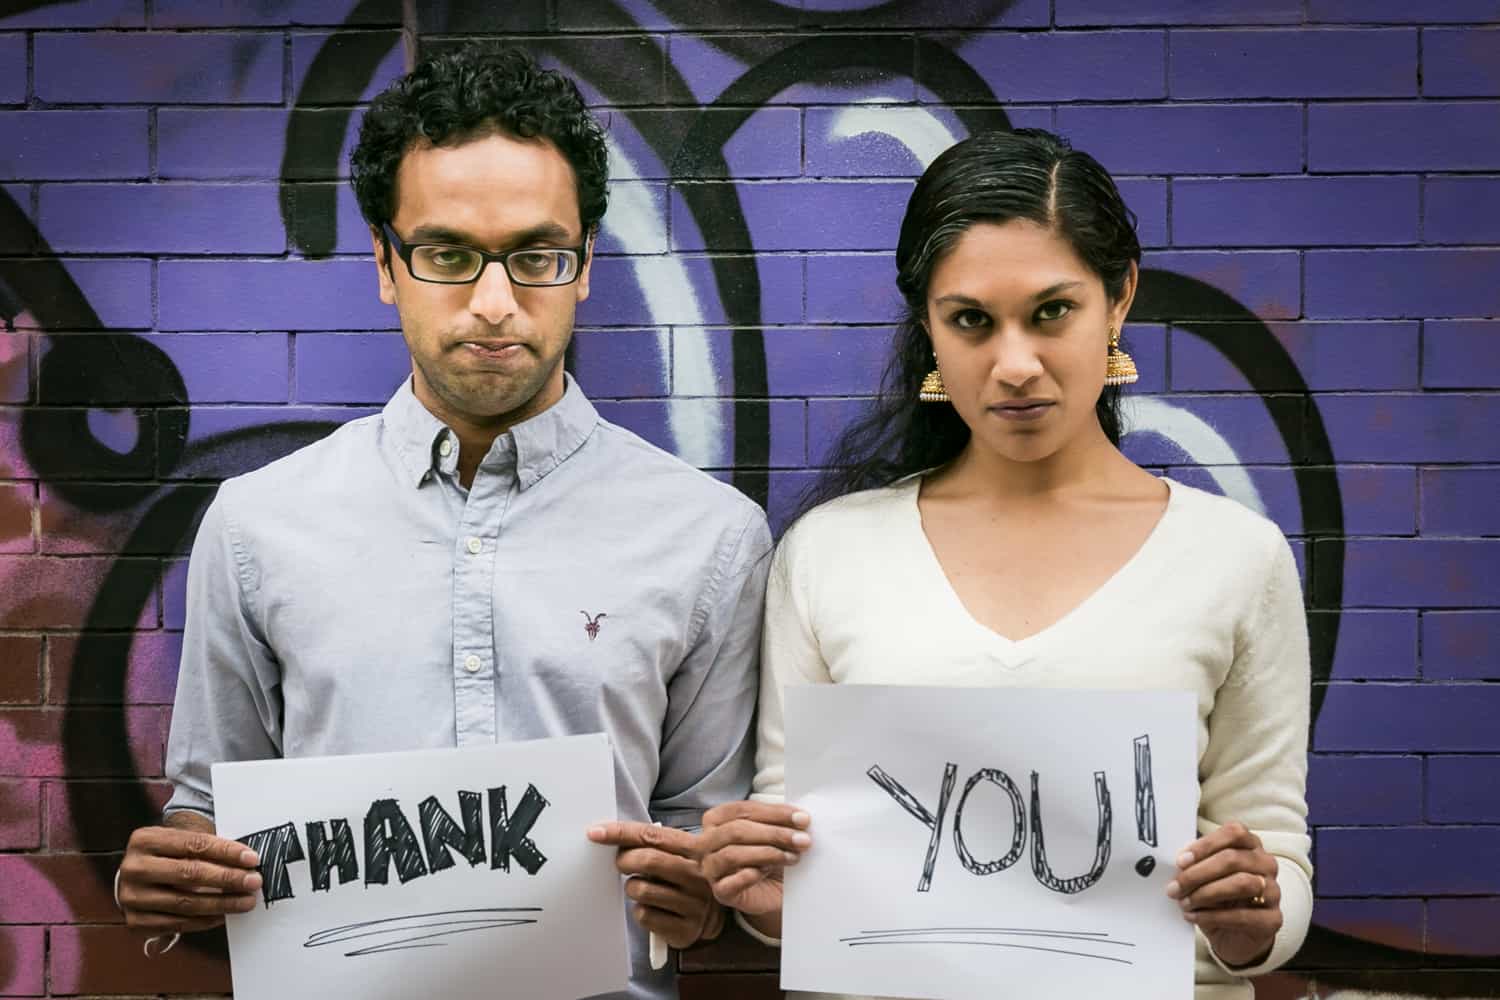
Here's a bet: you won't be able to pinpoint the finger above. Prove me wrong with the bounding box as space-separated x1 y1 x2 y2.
125 913 226 934
702 844 798 882
631 904 703 948
703 801 811 830
121 887 259 919
1181 871 1272 912
1176 821 1262 871
616 848 704 890
710 866 775 903
700 818 813 856
130 827 260 868
625 877 703 918
1169 848 1271 899
1187 907 1282 935
587 821 698 858
124 855 264 895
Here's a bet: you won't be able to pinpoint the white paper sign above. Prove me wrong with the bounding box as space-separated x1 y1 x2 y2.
212 733 628 1000
783 686 1198 1000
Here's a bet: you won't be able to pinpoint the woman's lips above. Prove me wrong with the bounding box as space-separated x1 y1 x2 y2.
988 401 1055 422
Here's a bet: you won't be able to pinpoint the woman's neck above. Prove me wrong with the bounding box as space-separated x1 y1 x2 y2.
939 421 1131 501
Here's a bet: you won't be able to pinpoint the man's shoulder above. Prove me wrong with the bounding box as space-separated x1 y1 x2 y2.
591 419 768 533
214 413 383 514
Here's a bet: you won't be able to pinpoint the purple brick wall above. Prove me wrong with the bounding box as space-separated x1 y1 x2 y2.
1 4 1497 999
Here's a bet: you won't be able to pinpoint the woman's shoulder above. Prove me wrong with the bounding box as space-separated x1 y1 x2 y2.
1163 476 1291 563
783 479 918 541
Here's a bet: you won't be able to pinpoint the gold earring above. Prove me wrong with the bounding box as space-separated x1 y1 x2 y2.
919 354 949 403
1105 326 1139 386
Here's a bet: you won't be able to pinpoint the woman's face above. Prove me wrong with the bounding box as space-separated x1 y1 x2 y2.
923 218 1135 465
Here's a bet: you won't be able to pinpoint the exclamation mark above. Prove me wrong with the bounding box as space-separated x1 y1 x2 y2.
1133 734 1158 877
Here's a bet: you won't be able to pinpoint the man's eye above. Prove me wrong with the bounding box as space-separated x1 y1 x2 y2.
952 309 989 330
426 249 474 271
512 252 558 276
1036 300 1073 322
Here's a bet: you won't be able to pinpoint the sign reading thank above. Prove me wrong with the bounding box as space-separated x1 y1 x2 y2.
782 686 1197 1000
212 733 627 1000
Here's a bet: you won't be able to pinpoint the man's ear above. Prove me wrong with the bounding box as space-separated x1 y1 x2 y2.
574 228 595 305
372 225 397 306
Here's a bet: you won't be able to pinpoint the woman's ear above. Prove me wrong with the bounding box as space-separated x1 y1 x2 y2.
1111 260 1140 329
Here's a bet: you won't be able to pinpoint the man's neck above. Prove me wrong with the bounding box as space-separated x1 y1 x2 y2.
411 371 565 488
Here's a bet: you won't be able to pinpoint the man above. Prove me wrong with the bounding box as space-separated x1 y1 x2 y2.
115 43 771 999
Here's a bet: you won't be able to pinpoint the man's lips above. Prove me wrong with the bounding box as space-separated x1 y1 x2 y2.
457 340 526 359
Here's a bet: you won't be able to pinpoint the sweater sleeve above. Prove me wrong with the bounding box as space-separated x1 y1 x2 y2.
1198 527 1314 977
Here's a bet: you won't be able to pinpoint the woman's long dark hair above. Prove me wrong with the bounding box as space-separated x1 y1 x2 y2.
799 128 1141 517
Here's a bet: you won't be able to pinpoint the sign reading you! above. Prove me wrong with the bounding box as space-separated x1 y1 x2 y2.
212 733 628 1000
782 686 1198 1000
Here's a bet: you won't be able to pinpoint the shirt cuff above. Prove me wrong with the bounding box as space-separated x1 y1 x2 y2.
1205 855 1312 978
733 909 782 948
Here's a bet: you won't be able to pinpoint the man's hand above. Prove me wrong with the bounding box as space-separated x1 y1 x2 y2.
117 813 263 935
586 821 722 950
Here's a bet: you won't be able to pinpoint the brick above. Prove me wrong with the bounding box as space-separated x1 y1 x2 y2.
1122 395 1305 465
0 777 41 848
159 107 351 180
0 706 165 778
48 630 182 706
1328 539 1500 607
557 0 793 30
49 923 232 994
295 332 410 404
3 258 152 331
40 482 214 556
1426 177 1500 246
1171 464 1415 538
1119 323 1168 394
1316 826 1500 895
1308 0 1500 23
1428 756 1500 823
421 35 666 106
571 328 670 399
7 407 160 483
162 557 188 629
1309 102 1500 171
669 33 915 107
1307 754 1423 825
0 110 148 181
0 0 142 27
1172 176 1419 247
0 924 43 996
671 181 912 252
1422 468 1500 537
1428 899 1500 956
1310 610 1418 680
1306 250 1500 319
800 0 1049 27
1 182 32 252
1424 27 1500 96
0 480 33 553
1171 29 1416 98
580 254 803 327
35 31 282 104
948 30 1166 102
0 851 122 921
1056 104 1302 174
594 399 804 469
1424 612 1500 680
0 635 42 703
159 260 397 331
595 182 668 255
0 331 28 403
35 334 195 405
766 468 819 537
1056 0 1303 25
672 326 894 398
0 555 161 629
1307 898 1424 952
1424 320 1500 389
285 179 376 255
609 108 802 181
158 406 365 480
1318 395 1500 463
38 183 285 254
47 778 173 850
804 105 1034 179
149 333 290 403
1137 252 1301 320
807 396 873 466
1170 321 1419 391
152 0 399 25
290 30 404 104
0 33 23 104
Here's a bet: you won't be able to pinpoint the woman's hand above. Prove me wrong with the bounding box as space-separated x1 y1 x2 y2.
699 801 812 921
1167 821 1282 968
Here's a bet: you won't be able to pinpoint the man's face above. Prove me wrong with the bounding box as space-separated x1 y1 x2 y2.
373 130 592 431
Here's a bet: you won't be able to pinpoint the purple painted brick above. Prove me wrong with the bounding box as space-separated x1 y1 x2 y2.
1319 827 1500 895
557 0 786 31
1425 177 1500 246
167 405 368 473
1119 323 1168 394
0 34 23 104
1309 0 1500 23
294 332 411 404
571 328 669 398
803 106 1049 179
596 182 668 255
151 0 398 26
1056 104 1302 174
1122 395 1303 465
1428 899 1500 956
1310 898 1424 952
1171 464 1416 538
0 110 148 181
38 183 285 254
801 0 1049 26
1141 251 1301 320
763 327 893 396
1316 684 1500 753
162 557 188 630
766 469 819 537
1056 0 1303 25
0 924 43 994
1 183 31 252
1312 610 1418 680
1424 28 1500 97
1428 756 1500 823
145 333 288 403
1172 176 1419 247
609 107 803 180
7 259 152 331
1171 29 1416 99
807 254 900 324
669 34 915 108
1171 322 1419 392
161 260 396 332
594 398 805 469
1306 250 1500 319
1116 178 1168 249
285 181 375 255
157 108 287 179
1319 395 1500 463
35 31 282 104
580 254 803 327
1422 468 1500 537
1424 612 1500 681
290 30 405 105
1424 321 1500 389
0 0 143 27
1309 102 1500 171
951 30 1165 102
1329 539 1500 607
1307 754 1423 825
671 181 911 252
807 396 875 466
0 332 28 403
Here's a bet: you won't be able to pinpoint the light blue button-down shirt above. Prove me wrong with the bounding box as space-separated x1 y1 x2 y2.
164 375 772 999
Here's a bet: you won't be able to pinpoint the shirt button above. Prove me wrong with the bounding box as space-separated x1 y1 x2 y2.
438 438 453 457
466 536 482 554
463 654 481 673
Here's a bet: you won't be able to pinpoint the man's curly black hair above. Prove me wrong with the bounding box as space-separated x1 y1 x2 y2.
351 42 609 237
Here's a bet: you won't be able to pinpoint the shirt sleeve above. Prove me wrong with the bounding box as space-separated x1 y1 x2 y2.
1198 527 1314 977
163 484 285 821
649 507 773 829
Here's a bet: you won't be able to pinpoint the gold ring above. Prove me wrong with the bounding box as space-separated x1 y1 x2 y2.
1250 874 1267 907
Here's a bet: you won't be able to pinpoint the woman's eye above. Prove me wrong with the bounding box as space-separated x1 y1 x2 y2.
1035 300 1073 322
952 309 989 330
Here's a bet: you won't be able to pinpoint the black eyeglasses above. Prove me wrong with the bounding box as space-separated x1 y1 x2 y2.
381 223 589 287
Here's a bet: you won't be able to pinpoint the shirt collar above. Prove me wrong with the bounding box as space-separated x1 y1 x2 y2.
381 374 599 491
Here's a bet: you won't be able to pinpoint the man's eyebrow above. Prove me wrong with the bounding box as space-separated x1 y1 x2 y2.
406 222 580 248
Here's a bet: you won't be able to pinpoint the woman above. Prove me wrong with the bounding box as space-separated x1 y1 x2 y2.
698 129 1312 999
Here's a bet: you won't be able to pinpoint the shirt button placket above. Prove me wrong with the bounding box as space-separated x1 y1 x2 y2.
453 473 505 747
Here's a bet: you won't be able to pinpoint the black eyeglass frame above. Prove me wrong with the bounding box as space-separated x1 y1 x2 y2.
380 222 590 287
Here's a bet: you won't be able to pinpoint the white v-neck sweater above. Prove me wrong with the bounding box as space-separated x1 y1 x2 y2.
748 475 1313 1000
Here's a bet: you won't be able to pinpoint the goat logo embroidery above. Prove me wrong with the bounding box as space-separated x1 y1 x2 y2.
581 611 607 641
